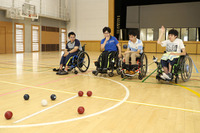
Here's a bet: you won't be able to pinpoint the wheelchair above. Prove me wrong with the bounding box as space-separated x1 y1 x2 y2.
92 51 122 77
53 44 90 74
154 54 193 83
121 53 148 80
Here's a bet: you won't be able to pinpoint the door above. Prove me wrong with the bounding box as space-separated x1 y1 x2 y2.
0 26 6 54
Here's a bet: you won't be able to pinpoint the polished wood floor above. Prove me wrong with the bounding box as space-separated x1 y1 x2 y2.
0 51 200 133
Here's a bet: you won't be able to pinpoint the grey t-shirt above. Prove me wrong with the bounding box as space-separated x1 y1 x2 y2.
66 39 82 51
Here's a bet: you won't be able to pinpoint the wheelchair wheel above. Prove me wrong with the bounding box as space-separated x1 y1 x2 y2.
140 54 148 78
77 52 90 72
180 55 193 82
92 70 98 76
108 72 114 77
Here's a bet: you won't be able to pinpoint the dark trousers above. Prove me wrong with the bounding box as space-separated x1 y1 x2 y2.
98 51 117 69
60 52 78 66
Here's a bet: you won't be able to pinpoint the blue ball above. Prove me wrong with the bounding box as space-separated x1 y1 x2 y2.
24 94 30 100
123 44 128 49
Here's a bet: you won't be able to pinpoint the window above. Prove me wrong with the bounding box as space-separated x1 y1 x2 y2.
181 28 188 41
140 28 154 41
140 28 146 41
147 28 153 41
32 25 40 52
15 23 25 52
189 28 196 41
61 28 67 50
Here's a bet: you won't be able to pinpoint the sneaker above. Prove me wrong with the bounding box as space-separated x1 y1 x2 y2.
163 73 172 80
57 70 68 75
126 70 130 74
56 69 63 74
160 74 166 80
129 70 135 75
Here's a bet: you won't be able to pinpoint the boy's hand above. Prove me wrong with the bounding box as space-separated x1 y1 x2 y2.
118 53 122 58
161 26 165 33
106 36 110 42
124 51 130 54
64 51 69 57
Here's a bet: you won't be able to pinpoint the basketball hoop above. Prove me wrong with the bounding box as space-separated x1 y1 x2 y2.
20 3 39 20
29 14 38 21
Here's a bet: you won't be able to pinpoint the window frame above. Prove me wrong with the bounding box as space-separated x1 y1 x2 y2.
15 23 25 53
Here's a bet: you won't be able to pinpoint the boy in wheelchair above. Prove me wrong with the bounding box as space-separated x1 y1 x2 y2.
157 26 186 80
56 32 82 75
92 27 122 76
123 31 143 75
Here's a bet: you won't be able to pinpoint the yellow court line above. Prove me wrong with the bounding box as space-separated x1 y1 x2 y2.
174 83 200 98
1 80 200 113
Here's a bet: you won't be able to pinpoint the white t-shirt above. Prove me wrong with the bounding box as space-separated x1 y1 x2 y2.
161 38 185 53
128 39 143 54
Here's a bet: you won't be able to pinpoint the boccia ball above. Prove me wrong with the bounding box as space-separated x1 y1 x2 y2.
123 44 128 49
23 94 30 100
5 111 13 120
78 91 84 97
77 106 85 114
50 94 56 101
41 99 48 107
87 91 92 97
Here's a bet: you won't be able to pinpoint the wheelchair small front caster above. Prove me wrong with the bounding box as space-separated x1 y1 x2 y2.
138 74 143 80
175 77 179 84
92 70 98 76
117 68 122 75
108 72 114 77
74 70 78 74
121 73 124 78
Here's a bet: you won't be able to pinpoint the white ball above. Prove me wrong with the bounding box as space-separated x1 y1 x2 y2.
41 99 48 107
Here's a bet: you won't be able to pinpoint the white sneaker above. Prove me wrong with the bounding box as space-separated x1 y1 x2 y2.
160 74 166 80
163 73 171 80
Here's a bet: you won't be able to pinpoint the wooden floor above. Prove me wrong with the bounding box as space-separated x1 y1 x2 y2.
0 51 200 133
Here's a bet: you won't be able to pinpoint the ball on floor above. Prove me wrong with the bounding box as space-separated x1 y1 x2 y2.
77 106 85 114
87 91 92 97
41 99 48 107
23 94 30 100
50 94 56 101
78 91 84 97
5 111 13 120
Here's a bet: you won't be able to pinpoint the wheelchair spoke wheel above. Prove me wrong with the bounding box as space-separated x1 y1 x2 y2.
77 52 90 72
140 54 148 78
181 55 193 82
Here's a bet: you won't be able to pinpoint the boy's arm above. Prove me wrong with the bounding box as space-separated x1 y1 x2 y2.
69 46 79 54
69 40 80 53
117 43 122 58
157 26 165 45
170 48 186 56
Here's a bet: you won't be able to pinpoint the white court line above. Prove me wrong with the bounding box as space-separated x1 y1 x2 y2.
14 95 78 124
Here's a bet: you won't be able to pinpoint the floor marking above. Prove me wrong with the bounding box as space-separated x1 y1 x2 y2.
14 95 78 124
0 76 130 128
174 83 200 98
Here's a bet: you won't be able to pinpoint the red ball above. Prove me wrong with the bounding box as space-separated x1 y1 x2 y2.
78 91 84 97
87 91 92 97
5 111 13 120
77 106 85 114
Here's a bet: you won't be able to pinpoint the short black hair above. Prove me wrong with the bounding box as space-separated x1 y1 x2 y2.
68 32 76 37
168 29 178 37
128 31 137 36
103 27 111 33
